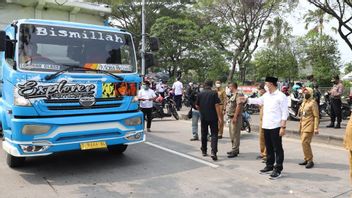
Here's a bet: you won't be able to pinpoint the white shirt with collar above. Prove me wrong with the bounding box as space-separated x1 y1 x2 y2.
172 81 183 95
138 89 156 108
248 89 289 130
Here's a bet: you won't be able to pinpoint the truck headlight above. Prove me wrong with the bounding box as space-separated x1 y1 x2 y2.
22 125 51 135
124 117 142 126
14 88 32 106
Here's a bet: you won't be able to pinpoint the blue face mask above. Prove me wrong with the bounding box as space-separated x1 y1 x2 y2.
142 85 149 90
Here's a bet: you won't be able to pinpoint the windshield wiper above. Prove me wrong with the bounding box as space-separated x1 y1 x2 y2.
45 64 124 81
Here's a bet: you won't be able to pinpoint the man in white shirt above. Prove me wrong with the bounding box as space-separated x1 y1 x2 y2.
245 76 288 179
172 77 183 111
138 81 157 132
156 80 166 98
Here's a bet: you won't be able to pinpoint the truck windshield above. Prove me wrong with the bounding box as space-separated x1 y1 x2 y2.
18 24 136 73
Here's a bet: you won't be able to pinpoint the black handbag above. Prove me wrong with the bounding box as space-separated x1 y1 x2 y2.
187 108 193 119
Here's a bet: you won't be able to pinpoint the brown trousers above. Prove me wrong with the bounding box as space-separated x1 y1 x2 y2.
218 105 224 136
301 132 314 162
229 118 242 153
259 127 266 158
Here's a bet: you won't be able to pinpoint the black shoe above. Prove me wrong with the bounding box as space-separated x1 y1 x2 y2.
190 137 199 141
269 169 282 180
227 152 238 158
334 123 341 129
201 148 207 156
305 161 314 169
299 161 308 165
260 166 273 174
218 135 223 139
211 153 218 161
326 123 334 128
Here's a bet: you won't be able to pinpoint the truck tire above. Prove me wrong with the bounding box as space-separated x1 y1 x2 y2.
107 145 128 154
6 154 25 168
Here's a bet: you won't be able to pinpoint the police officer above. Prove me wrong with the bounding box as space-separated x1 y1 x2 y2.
298 87 319 169
226 82 243 158
327 75 344 129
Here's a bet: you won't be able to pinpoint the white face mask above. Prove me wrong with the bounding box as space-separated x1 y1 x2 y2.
264 85 269 92
199 88 204 92
215 83 221 88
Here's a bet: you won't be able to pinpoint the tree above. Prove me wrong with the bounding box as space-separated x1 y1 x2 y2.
307 0 352 51
344 62 352 74
198 0 298 83
263 17 292 49
296 31 341 86
304 8 330 36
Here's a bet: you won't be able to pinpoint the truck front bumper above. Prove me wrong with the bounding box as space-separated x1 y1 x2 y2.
3 111 145 157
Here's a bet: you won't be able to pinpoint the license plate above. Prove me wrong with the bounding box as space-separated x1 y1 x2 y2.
80 141 107 150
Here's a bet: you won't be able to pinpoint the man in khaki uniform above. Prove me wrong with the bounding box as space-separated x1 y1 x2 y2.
298 87 319 169
344 116 352 181
257 84 267 162
215 80 227 139
226 82 243 158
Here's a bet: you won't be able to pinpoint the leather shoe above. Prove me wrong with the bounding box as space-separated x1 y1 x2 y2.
227 152 238 158
305 161 314 169
211 153 218 161
299 161 308 165
190 137 199 141
201 148 207 156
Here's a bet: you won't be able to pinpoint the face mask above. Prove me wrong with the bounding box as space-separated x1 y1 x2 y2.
226 87 231 96
304 94 311 99
199 88 204 92
142 85 148 90
215 83 221 88
264 85 269 92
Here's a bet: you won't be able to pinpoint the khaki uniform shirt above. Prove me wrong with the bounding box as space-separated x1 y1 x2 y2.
226 93 243 118
217 89 227 105
344 116 352 150
299 99 319 133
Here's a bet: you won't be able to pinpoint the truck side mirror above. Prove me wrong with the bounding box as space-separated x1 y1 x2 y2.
0 31 6 52
149 37 159 52
145 53 156 69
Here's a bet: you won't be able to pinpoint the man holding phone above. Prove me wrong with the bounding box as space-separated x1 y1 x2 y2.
138 81 157 132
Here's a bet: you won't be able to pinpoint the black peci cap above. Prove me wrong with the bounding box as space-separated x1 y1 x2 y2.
265 76 278 84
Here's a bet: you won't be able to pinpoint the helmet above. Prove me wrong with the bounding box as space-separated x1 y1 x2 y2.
281 86 288 92
292 84 301 91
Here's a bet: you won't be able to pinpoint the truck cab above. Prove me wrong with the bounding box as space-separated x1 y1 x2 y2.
0 19 145 167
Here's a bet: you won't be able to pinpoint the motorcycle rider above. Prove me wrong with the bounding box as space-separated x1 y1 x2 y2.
327 75 344 129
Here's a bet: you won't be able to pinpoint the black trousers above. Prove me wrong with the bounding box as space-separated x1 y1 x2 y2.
330 98 342 124
201 119 218 154
141 108 153 129
264 128 284 172
174 95 182 110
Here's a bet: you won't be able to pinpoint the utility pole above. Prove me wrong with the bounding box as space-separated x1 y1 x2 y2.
141 0 146 76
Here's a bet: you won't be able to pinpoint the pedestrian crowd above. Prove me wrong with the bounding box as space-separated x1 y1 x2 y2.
137 74 352 181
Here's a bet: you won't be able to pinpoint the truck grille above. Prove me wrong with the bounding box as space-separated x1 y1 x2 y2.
44 97 123 111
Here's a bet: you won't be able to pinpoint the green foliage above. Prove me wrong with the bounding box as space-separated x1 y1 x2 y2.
296 31 341 86
254 48 298 80
344 62 352 74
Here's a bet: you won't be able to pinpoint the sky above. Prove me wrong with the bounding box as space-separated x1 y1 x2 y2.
287 0 352 66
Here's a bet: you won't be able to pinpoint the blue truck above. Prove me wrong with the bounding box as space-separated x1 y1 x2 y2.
0 19 146 167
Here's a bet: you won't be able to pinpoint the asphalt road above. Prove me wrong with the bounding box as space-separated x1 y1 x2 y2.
0 118 351 198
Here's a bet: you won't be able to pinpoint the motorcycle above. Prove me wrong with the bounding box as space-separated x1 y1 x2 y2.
241 109 251 133
152 94 179 120
288 90 303 121
244 93 260 114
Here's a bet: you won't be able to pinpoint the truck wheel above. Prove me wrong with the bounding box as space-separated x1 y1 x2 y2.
107 145 128 154
6 154 25 168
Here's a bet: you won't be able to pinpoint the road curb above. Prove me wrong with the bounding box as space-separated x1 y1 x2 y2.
180 113 344 147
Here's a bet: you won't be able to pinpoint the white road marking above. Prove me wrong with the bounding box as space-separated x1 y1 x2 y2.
144 141 219 168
